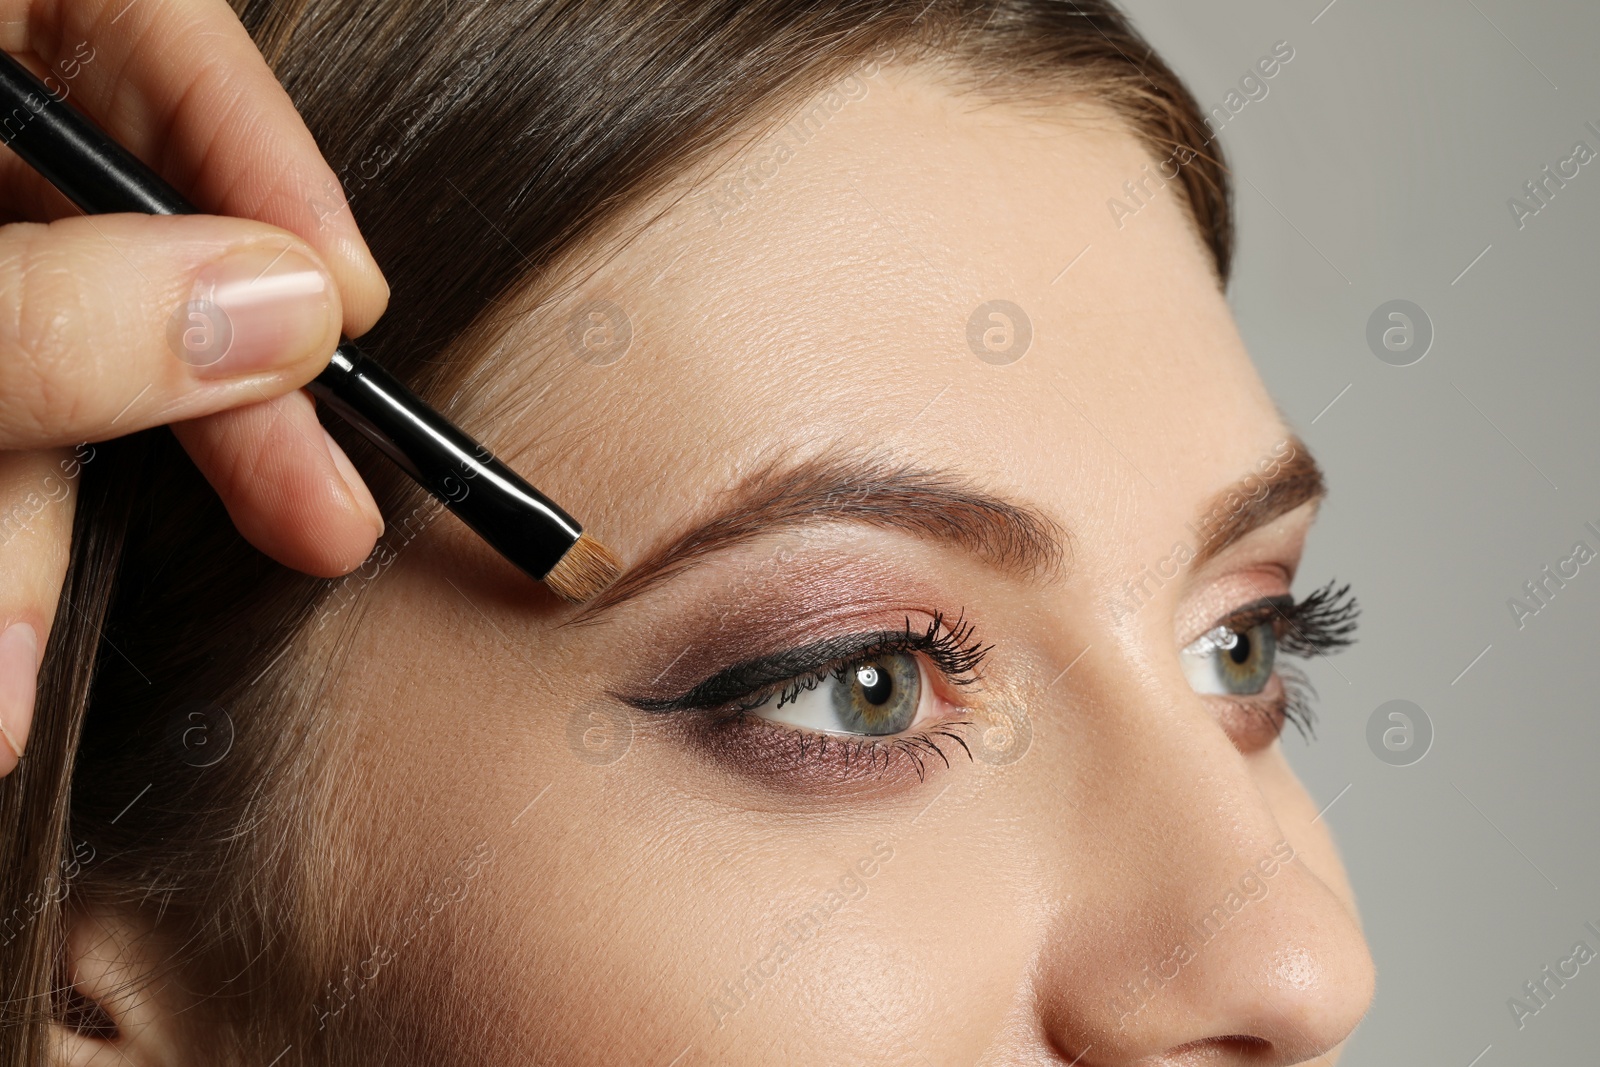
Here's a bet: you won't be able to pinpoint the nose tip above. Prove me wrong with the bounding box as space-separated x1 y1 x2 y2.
1026 647 1376 1066
1038 845 1375 1066
1199 930 1376 1064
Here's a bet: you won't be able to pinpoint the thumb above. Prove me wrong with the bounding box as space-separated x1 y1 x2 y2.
0 212 344 450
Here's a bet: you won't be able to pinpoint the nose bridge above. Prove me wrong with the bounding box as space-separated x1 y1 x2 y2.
1029 658 1373 1064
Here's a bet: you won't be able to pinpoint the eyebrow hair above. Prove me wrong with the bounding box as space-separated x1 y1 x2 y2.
575 439 1323 618
1188 438 1325 569
575 453 1068 616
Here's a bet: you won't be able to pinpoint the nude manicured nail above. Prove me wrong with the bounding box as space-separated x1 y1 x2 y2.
186 245 336 377
0 622 39 762
323 428 385 537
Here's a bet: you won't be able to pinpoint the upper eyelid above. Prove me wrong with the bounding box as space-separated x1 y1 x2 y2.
623 629 923 712
1183 594 1294 653
624 610 990 712
1221 594 1294 630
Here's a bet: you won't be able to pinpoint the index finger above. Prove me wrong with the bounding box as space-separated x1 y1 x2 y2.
0 0 389 335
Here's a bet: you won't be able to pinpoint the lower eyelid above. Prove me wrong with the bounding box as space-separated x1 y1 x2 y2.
661 703 980 792
617 614 995 790
1210 678 1290 751
909 653 980 729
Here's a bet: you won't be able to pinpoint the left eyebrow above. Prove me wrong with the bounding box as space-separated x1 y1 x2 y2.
1189 437 1326 569
572 453 1068 617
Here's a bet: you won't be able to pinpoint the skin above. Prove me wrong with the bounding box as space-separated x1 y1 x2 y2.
0 0 388 775
61 66 1376 1065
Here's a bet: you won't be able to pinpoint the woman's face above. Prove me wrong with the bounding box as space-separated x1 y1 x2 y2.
325 68 1375 1064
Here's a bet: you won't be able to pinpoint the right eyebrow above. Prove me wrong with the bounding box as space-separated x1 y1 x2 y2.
574 453 1068 617
1189 438 1325 569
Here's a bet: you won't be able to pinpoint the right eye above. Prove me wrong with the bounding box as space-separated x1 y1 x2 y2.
1180 619 1278 697
752 653 926 736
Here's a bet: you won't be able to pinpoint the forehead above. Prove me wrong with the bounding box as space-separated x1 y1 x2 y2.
489 66 1286 572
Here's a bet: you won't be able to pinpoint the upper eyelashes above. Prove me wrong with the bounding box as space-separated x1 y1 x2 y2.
614 580 1357 777
1271 580 1359 656
1194 580 1359 658
623 581 1357 723
1181 579 1360 740
621 611 990 717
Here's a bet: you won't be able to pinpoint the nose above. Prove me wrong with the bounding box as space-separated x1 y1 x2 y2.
1029 664 1375 1064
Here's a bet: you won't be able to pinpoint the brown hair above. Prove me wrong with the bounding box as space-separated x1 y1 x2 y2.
0 1 1231 1062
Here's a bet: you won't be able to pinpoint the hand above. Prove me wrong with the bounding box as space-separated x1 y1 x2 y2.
0 0 392 775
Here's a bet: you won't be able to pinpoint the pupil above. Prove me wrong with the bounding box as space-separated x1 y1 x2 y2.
855 663 893 705
1229 632 1252 664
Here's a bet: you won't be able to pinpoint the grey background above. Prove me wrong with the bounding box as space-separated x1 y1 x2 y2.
1119 0 1600 1061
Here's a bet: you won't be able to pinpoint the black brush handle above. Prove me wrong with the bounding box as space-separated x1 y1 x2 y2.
309 347 580 577
0 49 581 579
0 53 188 214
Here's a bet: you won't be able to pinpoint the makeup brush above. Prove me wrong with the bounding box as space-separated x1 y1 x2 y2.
0 49 619 603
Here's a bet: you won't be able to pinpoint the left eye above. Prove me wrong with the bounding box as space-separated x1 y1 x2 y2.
1181 620 1277 696
750 652 925 736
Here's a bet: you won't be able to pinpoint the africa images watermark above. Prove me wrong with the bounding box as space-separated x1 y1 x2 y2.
1506 118 1600 231
314 437 505 634
1506 918 1600 1030
308 38 498 229
0 443 96 547
1111 438 1299 621
1505 518 1600 631
706 839 896 1030
316 497 451 632
691 44 896 228
311 840 495 1030
1106 40 1295 231
1107 839 1298 1028
0 41 96 143
0 840 96 948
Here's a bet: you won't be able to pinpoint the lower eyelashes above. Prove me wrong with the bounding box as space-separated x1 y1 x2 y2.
615 581 1357 784
1179 580 1360 746
733 652 977 782
614 612 990 789
1209 669 1314 751
682 708 979 789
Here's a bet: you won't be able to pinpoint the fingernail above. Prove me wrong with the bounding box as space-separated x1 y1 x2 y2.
0 622 40 762
183 245 336 377
323 429 384 538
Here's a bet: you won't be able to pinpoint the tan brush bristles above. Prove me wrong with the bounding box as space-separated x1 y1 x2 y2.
543 533 623 603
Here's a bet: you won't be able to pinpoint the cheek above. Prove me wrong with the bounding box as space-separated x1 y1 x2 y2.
729 832 1033 1061
446 785 1037 1064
